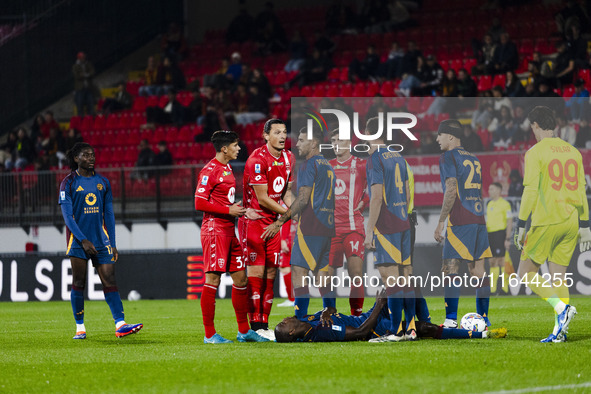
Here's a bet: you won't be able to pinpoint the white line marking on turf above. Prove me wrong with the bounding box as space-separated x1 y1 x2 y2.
484 382 591 394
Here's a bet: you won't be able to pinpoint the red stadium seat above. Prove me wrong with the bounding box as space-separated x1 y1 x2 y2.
492 74 506 89
477 75 492 91
80 115 94 132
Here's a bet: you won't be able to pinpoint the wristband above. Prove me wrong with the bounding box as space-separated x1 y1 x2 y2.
517 219 526 228
580 220 590 229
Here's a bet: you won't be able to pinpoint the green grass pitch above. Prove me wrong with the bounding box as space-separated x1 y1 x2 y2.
1 297 590 393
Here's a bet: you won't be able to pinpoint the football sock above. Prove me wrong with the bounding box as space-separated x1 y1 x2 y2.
500 266 508 293
490 266 500 293
283 271 294 301
403 286 416 331
523 272 566 313
103 286 124 325
76 323 86 332
545 296 566 315
262 278 275 327
414 286 431 322
552 313 559 335
71 285 85 325
387 286 404 335
444 274 460 320
349 283 365 316
319 286 336 309
247 276 263 324
115 321 126 330
201 284 218 338
232 284 251 335
476 277 490 321
439 327 483 339
294 287 310 320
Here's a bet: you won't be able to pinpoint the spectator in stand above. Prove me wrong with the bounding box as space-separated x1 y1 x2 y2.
187 89 204 124
325 0 357 34
161 22 188 62
238 63 253 87
226 52 243 85
507 169 523 198
42 127 66 167
72 52 97 116
6 127 36 170
286 48 332 88
504 71 525 97
566 78 590 122
64 128 84 156
441 69 458 97
31 114 45 142
154 56 186 94
491 33 519 75
400 41 422 76
420 55 444 95
234 85 269 126
0 162 16 210
349 44 381 82
472 34 497 76
456 69 478 97
487 17 506 44
360 0 390 32
226 6 254 44
255 19 287 56
566 24 587 68
492 86 512 110
527 52 542 85
472 97 495 130
248 68 271 99
555 115 577 145
511 106 532 144
138 56 159 96
145 89 186 128
544 41 575 88
41 111 60 139
575 119 591 148
153 140 173 175
284 31 308 72
524 82 537 98
555 0 588 35
102 82 133 115
131 139 155 181
213 88 237 129
313 31 336 57
489 105 517 148
420 132 440 154
462 125 484 152
396 55 428 97
1 131 18 169
382 41 405 79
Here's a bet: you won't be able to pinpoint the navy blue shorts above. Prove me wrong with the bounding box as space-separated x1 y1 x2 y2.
373 229 411 266
443 224 492 261
67 245 115 265
291 234 331 272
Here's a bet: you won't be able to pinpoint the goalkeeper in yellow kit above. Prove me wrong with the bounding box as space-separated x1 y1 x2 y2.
514 106 591 343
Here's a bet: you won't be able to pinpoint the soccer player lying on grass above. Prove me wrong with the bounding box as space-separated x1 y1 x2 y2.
274 291 507 342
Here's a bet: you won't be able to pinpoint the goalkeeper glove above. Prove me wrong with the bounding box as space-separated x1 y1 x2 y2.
514 220 526 251
579 227 591 253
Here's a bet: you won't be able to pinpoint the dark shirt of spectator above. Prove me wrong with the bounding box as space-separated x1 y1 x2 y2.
156 56 186 91
492 33 519 74
508 169 524 198
102 82 133 114
553 41 575 86
313 31 336 56
461 125 483 152
456 69 478 97
226 7 254 43
505 71 525 97
401 41 422 76
161 22 188 61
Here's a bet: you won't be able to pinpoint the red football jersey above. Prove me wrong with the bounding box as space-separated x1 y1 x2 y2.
195 158 237 236
329 155 367 233
243 144 295 225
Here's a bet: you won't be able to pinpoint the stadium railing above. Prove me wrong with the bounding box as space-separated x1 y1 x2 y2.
0 163 241 231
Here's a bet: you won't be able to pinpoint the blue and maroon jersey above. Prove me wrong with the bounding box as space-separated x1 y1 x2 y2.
59 170 115 250
439 147 486 226
297 155 335 237
366 150 410 234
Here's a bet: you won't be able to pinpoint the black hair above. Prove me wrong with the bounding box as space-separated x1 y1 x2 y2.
264 118 285 134
365 116 383 140
211 130 240 152
437 119 463 140
491 182 502 190
299 125 323 145
66 142 93 170
528 106 556 131
274 326 296 343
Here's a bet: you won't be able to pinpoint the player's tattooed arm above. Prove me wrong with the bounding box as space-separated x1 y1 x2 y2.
434 178 457 243
261 186 311 240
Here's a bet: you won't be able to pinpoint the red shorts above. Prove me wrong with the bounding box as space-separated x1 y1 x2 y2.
201 234 245 273
239 218 281 267
329 231 365 268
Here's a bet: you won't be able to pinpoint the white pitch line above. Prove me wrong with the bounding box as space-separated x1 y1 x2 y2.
484 382 591 394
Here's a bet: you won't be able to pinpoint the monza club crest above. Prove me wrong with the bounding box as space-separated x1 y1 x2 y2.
249 252 257 262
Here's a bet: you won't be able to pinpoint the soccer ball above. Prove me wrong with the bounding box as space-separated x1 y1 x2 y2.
127 290 141 301
460 313 487 332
